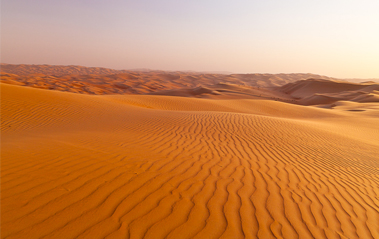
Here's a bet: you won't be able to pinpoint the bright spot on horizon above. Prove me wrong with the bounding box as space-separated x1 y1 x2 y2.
1 0 379 78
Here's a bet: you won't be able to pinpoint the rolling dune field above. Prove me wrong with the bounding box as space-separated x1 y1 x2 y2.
1 83 379 239
0 63 347 95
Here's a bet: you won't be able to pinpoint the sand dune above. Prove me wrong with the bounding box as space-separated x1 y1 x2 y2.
147 83 295 102
2 64 379 110
279 79 379 105
0 63 132 76
1 64 348 95
2 82 379 239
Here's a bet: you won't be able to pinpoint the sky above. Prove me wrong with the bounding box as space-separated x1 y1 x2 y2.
1 0 379 78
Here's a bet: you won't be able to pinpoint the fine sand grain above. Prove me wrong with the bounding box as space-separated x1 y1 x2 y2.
1 83 379 239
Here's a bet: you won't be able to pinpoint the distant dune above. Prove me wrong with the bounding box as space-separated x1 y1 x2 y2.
280 79 379 105
1 64 379 238
2 64 378 107
0 63 131 76
1 63 344 95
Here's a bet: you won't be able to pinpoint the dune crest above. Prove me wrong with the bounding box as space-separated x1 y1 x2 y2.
2 64 379 109
1 63 351 95
280 79 379 105
2 83 379 239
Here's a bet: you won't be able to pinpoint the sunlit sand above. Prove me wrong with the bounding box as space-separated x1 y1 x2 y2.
1 66 379 238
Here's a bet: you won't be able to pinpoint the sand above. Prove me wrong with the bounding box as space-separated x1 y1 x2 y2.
1 82 379 239
1 64 350 95
280 79 379 105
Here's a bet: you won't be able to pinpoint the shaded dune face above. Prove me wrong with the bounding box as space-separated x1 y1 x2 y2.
1 83 379 239
2 64 379 108
0 64 346 95
280 79 379 105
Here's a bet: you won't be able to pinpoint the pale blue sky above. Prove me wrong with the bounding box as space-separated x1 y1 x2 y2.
1 0 379 78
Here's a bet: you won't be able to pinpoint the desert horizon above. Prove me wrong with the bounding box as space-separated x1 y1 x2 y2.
2 0 379 238
2 63 379 82
1 63 379 238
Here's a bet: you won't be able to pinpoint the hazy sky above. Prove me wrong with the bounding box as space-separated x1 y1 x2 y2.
1 0 379 78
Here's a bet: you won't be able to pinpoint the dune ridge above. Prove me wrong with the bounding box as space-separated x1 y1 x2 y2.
1 64 351 95
2 64 379 108
2 83 379 238
280 79 379 105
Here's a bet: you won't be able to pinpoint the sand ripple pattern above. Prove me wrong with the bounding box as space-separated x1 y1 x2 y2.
1 84 379 239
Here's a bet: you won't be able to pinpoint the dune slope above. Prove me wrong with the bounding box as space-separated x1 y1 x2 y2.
1 83 379 239
1 64 348 95
280 79 379 105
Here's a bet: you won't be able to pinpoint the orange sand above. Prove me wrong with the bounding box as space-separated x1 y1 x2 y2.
1 83 379 239
1 63 347 95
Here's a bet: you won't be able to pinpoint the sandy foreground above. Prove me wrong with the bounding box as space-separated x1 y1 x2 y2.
1 83 379 239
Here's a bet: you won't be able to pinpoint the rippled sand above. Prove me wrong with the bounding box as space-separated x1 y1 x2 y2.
1 83 379 238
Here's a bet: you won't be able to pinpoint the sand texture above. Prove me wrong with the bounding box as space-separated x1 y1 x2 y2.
1 81 379 239
2 64 378 107
280 79 379 105
1 64 348 95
